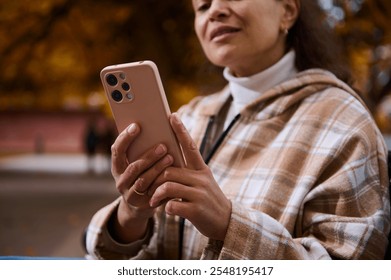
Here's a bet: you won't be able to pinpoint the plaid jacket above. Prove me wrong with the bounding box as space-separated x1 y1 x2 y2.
86 69 390 260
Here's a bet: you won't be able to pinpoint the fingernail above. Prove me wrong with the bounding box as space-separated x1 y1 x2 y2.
163 155 173 165
155 144 166 155
149 199 156 208
172 113 181 124
127 123 138 135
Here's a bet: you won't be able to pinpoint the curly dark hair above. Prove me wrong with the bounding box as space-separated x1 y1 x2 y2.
288 0 353 85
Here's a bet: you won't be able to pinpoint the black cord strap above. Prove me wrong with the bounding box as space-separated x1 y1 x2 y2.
199 115 216 158
204 113 241 164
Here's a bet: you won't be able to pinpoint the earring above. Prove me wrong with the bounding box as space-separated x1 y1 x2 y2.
281 26 289 35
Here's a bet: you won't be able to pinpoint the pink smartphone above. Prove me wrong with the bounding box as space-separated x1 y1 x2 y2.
100 60 185 167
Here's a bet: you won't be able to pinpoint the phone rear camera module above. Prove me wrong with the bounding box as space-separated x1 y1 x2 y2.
111 90 123 102
122 82 130 91
106 74 118 86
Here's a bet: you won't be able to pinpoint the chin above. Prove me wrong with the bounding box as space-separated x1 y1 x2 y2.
206 50 238 70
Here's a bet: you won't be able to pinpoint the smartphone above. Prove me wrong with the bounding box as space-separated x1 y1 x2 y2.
100 60 185 167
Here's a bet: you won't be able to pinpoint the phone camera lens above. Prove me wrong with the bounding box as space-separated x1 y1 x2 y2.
111 90 123 102
106 74 118 86
126 93 134 100
122 82 130 91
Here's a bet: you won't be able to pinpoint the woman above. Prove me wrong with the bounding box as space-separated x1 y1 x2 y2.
86 0 390 259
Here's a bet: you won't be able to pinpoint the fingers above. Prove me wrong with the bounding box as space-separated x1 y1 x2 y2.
150 176 231 241
149 182 195 208
126 154 174 203
149 182 204 224
165 199 191 218
170 113 205 170
152 165 209 191
111 123 140 177
116 143 170 195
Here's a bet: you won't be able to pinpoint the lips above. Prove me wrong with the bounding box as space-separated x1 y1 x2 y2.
210 26 241 41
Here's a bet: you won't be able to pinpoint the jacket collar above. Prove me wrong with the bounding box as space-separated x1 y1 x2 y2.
198 69 365 120
243 69 365 119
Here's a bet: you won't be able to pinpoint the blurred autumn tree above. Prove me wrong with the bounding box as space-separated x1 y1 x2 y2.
0 0 221 113
319 0 391 132
326 0 391 106
1 0 391 117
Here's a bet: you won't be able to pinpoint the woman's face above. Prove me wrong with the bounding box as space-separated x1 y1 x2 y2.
192 0 298 77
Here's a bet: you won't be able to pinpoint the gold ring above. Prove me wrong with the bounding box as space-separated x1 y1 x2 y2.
133 188 146 196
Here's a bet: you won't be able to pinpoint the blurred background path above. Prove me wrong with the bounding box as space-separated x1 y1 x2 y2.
0 154 118 258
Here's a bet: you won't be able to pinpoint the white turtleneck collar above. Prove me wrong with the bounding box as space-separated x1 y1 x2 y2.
223 50 298 115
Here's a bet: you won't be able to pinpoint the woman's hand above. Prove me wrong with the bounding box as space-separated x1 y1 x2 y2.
110 123 174 242
149 113 232 241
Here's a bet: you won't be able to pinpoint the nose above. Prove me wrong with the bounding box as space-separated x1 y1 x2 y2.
208 0 230 21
